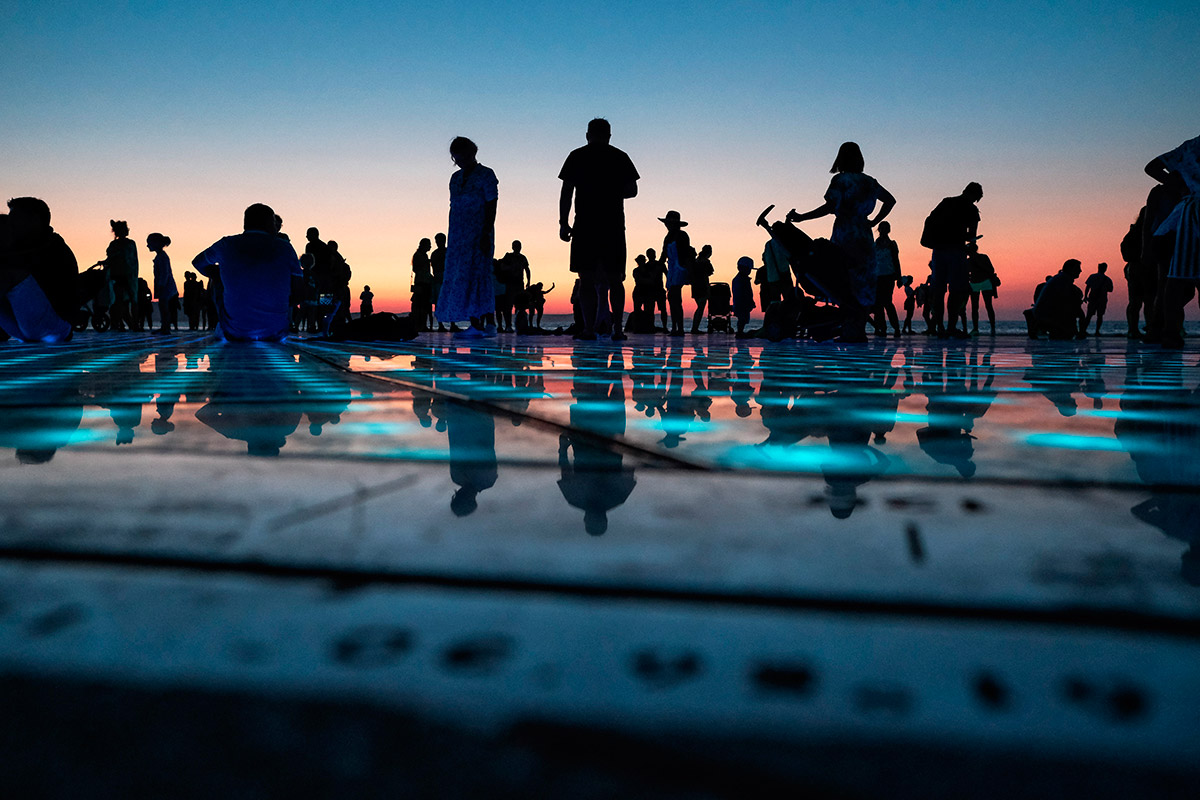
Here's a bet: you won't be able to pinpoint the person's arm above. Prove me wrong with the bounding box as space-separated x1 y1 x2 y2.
869 184 896 227
786 201 833 224
559 181 574 242
965 208 980 246
891 241 902 284
192 241 220 277
481 199 497 254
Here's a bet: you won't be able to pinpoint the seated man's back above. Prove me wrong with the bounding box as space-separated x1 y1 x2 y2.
194 209 301 341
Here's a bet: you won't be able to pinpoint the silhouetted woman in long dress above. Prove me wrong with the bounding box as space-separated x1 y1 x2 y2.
436 136 497 337
788 142 895 341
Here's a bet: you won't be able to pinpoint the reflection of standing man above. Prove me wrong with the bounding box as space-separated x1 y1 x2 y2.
558 350 636 535
558 118 640 341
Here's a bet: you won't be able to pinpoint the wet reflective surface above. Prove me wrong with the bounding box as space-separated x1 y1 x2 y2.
2 331 1199 794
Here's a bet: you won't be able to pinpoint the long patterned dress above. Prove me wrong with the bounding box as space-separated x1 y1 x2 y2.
824 171 882 307
436 164 498 322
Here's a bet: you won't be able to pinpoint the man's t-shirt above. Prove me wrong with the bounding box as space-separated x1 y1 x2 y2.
1085 273 1114 302
9 229 80 323
558 143 640 233
195 231 302 341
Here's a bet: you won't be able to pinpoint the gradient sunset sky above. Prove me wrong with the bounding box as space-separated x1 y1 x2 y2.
3 0 1197 315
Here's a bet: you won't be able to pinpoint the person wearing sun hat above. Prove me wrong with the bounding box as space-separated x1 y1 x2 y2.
660 210 692 336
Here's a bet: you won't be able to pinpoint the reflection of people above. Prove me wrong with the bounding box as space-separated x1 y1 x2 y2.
192 203 303 341
196 344 302 456
437 137 498 339
1116 351 1200 586
1 198 79 344
445 403 497 516
787 142 896 342
0 356 85 463
558 351 636 535
558 118 640 341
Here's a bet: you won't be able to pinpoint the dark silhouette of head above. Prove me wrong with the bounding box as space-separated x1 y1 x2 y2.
512 240 522 252
646 247 657 259
450 136 478 167
435 232 446 247
831 142 865 174
1098 262 1108 273
1062 259 1082 279
363 284 371 292
964 182 984 202
274 214 284 233
877 220 891 235
700 244 713 258
635 254 646 266
146 232 170 250
451 487 478 516
737 256 753 273
419 237 431 250
244 203 275 232
16 449 56 465
306 227 320 242
110 219 130 238
586 118 612 144
584 509 608 536
328 240 339 252
7 197 51 235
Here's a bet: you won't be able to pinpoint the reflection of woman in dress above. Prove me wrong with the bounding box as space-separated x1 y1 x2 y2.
787 142 895 341
436 137 498 338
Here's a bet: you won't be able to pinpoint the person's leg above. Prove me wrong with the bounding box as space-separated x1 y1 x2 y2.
691 296 706 333
607 271 626 339
578 273 598 337
668 287 684 333
984 295 996 334
156 299 169 333
970 292 980 332
1161 279 1193 348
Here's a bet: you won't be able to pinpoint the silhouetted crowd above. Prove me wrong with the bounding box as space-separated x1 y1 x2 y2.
3 125 1197 346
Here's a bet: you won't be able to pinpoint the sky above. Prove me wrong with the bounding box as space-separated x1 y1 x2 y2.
3 0 1198 316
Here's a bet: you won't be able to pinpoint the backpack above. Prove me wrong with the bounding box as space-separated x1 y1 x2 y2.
920 198 955 249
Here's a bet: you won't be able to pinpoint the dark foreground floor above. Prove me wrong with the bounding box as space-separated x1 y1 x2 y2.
1 331 1198 797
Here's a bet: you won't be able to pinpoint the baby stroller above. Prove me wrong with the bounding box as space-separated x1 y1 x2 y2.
756 205 855 341
707 282 732 333
73 265 112 332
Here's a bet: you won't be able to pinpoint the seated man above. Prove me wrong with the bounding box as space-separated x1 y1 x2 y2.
0 197 79 343
192 203 302 341
1032 259 1085 339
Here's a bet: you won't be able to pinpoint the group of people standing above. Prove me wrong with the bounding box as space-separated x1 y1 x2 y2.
5 124 1198 347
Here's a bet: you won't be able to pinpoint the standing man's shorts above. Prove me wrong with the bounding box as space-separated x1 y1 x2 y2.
931 250 969 295
570 226 627 284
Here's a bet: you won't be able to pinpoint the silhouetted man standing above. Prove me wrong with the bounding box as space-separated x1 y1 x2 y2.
922 182 983 337
559 118 640 341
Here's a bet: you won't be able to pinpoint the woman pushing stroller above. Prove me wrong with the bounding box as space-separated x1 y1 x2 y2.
786 142 895 342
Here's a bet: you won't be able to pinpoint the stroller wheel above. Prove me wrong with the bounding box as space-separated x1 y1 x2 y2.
92 312 111 332
72 310 91 333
